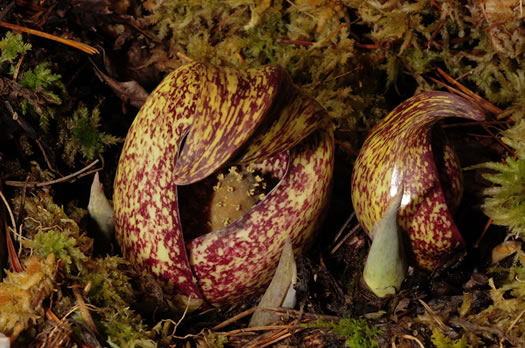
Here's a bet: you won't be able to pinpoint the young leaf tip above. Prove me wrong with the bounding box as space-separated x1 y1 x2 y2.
363 184 407 297
88 172 115 239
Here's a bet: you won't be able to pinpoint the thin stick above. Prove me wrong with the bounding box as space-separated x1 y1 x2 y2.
259 331 293 348
474 217 493 248
77 168 102 180
248 329 294 348
418 299 450 331
277 38 313 47
332 212 355 246
261 306 342 322
171 295 192 336
72 286 99 334
302 68 359 88
212 306 257 330
0 189 16 232
426 18 446 49
325 23 346 43
5 159 100 187
399 334 425 348
13 51 25 80
506 308 525 336
176 51 193 63
482 124 516 158
435 67 503 114
34 138 60 175
45 308 62 324
236 52 246 65
428 76 476 104
331 223 361 255
0 187 23 272
220 325 293 336
0 21 99 55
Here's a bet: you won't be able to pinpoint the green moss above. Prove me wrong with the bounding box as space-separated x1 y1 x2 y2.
0 31 31 65
303 317 382 347
81 256 134 307
141 0 381 131
431 329 472 348
16 186 92 273
19 62 63 104
29 229 88 273
0 255 56 337
476 119 525 239
62 105 122 164
103 307 156 348
16 60 65 132
15 187 153 345
344 0 525 108
75 254 154 346
0 32 120 165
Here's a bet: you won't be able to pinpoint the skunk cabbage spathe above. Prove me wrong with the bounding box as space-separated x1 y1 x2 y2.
352 92 485 278
113 63 334 308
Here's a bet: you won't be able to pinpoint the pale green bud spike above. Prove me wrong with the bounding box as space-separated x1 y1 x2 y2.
363 184 407 297
88 172 115 239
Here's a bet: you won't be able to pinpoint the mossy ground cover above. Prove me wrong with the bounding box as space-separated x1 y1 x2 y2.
0 1 524 347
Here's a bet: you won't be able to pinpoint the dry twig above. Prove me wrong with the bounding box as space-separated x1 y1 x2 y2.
0 21 99 55
212 306 257 330
418 299 450 332
5 160 100 187
260 306 342 322
0 182 23 271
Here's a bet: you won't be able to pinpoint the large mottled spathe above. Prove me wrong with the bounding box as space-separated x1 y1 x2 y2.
113 63 334 308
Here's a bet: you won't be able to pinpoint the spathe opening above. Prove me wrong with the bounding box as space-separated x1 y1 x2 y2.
178 152 289 240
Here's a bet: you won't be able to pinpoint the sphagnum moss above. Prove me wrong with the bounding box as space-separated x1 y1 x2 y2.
5 186 156 346
477 119 525 239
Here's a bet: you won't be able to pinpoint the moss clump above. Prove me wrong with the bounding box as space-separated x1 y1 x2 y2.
0 31 121 167
477 119 525 239
0 254 56 339
12 187 155 346
15 186 92 273
0 31 31 65
141 0 384 132
431 329 472 348
81 256 155 348
19 62 63 103
29 229 88 273
62 105 122 165
347 0 525 102
303 317 382 347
